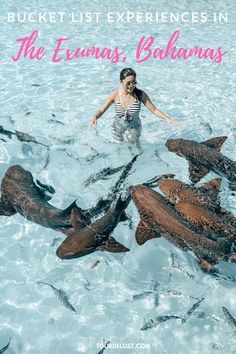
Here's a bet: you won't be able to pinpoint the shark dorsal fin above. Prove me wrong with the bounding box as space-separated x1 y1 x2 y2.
97 236 129 253
201 178 222 191
59 200 81 217
70 208 83 230
135 220 160 245
188 162 210 184
202 136 228 151
199 178 222 202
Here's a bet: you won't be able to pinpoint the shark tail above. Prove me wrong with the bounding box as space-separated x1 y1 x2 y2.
115 193 131 213
202 136 228 151
188 136 228 184
111 154 138 194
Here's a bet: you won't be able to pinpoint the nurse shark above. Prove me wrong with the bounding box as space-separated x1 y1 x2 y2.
156 177 236 238
0 156 137 258
131 184 236 270
165 136 236 190
56 194 130 259
0 155 137 230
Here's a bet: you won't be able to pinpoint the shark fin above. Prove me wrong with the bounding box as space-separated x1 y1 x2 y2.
59 200 82 217
199 178 222 202
188 162 210 184
110 194 130 216
70 208 85 230
202 136 227 151
97 236 129 253
135 220 160 245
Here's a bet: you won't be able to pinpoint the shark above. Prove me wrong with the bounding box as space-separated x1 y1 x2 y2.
131 185 236 270
0 164 83 232
0 155 138 233
156 176 236 238
165 136 236 190
0 155 137 258
56 194 130 259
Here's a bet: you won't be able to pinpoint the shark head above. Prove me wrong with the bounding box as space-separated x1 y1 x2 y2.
131 185 161 213
5 165 33 184
56 197 130 260
157 178 184 203
132 185 149 208
165 139 184 153
56 208 96 259
56 229 97 259
123 187 168 248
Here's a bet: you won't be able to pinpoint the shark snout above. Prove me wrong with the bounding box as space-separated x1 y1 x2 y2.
131 185 148 199
5 165 32 182
131 185 156 208
165 139 181 152
157 179 182 199
56 228 97 259
56 243 94 259
56 246 66 259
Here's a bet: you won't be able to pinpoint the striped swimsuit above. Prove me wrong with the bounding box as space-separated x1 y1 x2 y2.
112 88 142 143
114 88 141 123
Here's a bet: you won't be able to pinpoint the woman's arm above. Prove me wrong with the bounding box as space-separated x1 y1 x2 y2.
88 90 116 128
141 91 179 126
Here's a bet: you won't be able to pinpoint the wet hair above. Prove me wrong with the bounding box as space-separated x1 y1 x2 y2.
120 67 136 81
120 68 142 101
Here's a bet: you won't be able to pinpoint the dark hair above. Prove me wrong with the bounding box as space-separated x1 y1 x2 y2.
120 67 136 81
119 68 142 101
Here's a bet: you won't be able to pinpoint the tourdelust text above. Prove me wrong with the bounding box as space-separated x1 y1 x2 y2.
11 30 227 64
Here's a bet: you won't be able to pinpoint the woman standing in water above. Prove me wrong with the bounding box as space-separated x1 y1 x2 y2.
88 68 178 143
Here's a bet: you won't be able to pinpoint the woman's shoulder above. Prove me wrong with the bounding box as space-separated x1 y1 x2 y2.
108 89 118 101
109 88 119 96
112 88 119 92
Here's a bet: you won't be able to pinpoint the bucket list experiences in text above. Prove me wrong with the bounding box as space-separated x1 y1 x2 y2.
6 11 229 24
11 30 227 64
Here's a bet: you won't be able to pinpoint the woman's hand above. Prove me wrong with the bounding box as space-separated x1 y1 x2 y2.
88 117 97 128
88 91 116 129
165 117 179 126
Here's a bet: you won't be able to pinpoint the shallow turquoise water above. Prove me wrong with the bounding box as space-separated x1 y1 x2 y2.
0 1 236 353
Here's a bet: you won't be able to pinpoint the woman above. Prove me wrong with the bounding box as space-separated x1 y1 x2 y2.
88 68 178 143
